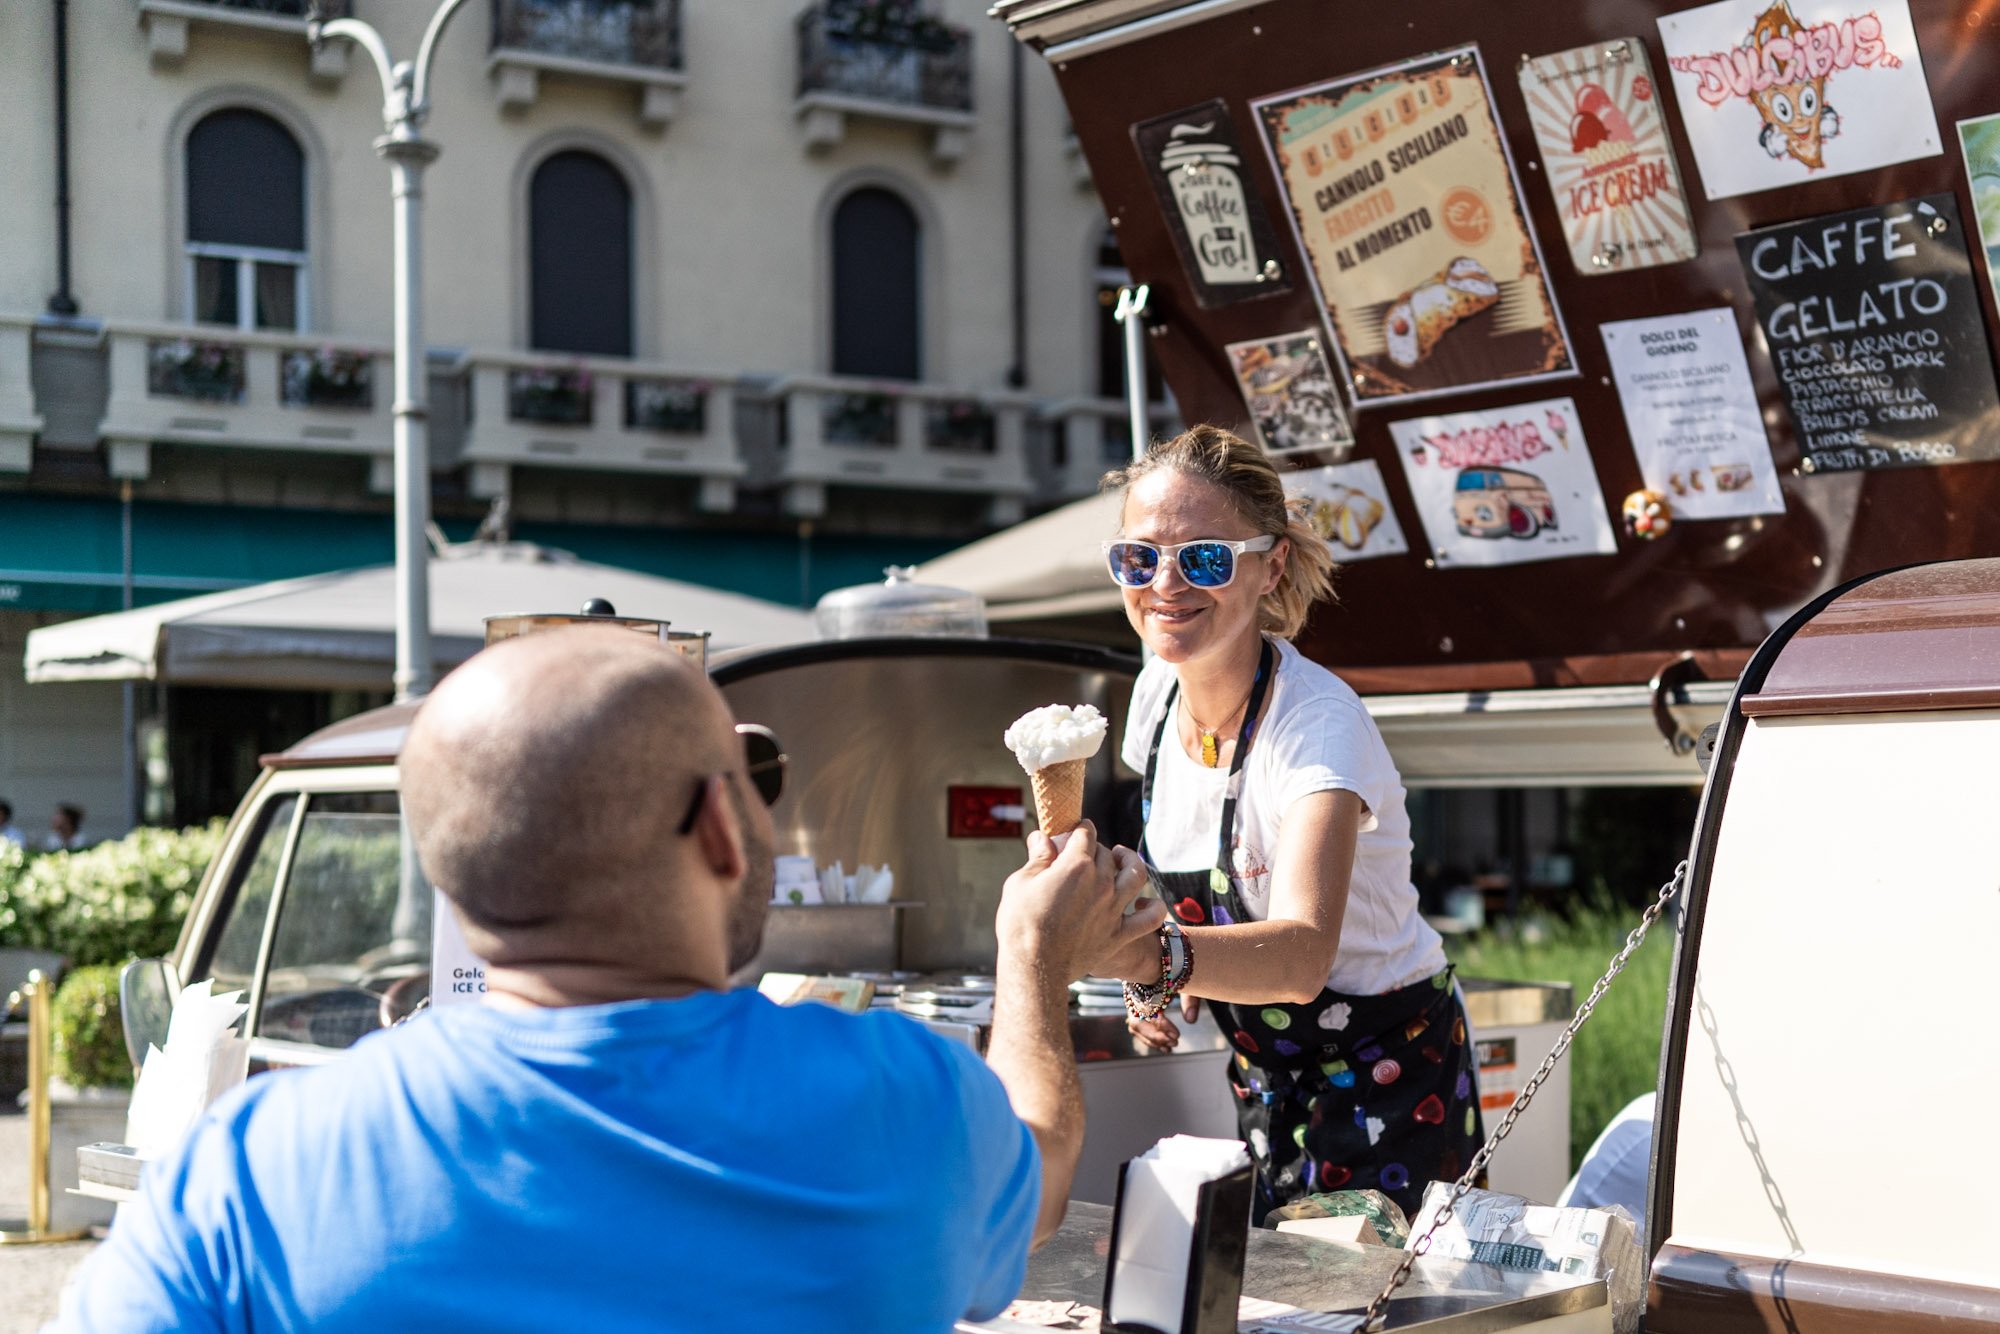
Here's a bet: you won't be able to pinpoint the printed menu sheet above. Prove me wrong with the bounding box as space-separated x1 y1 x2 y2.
1519 38 1699 274
1132 100 1292 308
1601 309 1784 517
1280 460 1408 562
1657 0 1940 201
1736 194 2000 472
1252 47 1573 406
1225 330 1354 458
1388 398 1617 567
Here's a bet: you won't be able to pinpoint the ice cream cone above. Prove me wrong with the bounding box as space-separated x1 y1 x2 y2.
1030 759 1089 836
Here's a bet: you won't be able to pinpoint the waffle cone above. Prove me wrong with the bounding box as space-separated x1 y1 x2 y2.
1030 759 1089 836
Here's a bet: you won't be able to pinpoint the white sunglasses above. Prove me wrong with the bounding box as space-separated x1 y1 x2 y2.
1102 535 1278 590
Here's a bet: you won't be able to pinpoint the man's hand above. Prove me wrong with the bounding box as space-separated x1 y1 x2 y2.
996 823 1164 985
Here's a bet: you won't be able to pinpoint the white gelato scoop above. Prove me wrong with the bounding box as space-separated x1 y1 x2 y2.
1004 703 1108 774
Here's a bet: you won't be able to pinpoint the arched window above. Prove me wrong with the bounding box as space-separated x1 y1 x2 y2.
831 187 921 380
1094 227 1163 402
186 109 306 330
529 150 634 357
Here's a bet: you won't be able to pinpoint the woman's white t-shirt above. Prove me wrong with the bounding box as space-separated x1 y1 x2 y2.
1122 637 1446 996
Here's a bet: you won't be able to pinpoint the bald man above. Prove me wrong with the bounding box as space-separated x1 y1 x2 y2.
56 628 1162 1333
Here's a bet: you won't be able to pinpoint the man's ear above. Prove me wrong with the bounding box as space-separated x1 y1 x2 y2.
691 776 748 883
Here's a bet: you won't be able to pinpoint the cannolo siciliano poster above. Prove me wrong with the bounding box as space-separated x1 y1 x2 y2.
1252 47 1574 406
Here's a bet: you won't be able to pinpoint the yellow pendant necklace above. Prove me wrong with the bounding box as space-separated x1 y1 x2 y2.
1182 686 1254 768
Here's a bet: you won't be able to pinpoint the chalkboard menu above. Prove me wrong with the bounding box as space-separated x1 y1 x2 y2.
1736 194 2000 473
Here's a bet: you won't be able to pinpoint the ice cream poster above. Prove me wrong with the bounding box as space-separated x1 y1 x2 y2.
1954 113 2000 310
1657 0 1940 202
1251 47 1574 407
1519 38 1699 274
1388 398 1618 567
1600 309 1785 518
1281 460 1408 562
1225 330 1354 459
1132 100 1291 309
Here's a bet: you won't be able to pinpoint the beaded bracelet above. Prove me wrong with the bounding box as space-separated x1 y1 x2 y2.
1123 920 1195 1021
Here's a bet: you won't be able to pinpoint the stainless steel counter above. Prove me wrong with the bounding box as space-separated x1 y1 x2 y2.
959 1201 1607 1332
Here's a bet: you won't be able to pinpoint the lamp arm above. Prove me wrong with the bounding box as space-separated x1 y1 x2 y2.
412 0 473 119
313 17 399 116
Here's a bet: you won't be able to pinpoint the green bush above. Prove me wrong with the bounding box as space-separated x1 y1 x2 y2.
1448 898 1676 1174
0 821 225 968
50 964 132 1090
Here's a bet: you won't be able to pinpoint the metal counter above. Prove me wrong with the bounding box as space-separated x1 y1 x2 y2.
960 1201 1607 1332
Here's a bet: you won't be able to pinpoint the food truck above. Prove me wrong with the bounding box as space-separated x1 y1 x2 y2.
86 0 2000 1323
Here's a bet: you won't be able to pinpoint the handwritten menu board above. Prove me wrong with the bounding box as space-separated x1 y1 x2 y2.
1252 47 1574 406
1736 195 2000 473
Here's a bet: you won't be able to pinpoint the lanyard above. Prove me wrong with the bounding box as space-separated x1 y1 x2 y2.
1140 638 1277 870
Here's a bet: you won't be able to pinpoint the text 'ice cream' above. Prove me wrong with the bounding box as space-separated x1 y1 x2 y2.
1003 704 1108 836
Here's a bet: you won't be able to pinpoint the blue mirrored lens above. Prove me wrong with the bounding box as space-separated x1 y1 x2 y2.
1107 543 1159 586
1179 542 1234 588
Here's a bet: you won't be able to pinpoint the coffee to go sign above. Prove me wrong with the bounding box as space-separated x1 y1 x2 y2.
1736 195 2000 473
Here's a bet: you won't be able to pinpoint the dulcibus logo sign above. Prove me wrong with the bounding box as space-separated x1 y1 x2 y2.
1657 0 1939 200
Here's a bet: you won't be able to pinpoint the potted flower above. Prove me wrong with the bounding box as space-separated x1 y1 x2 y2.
281 346 375 410
146 338 245 403
44 964 132 1231
508 364 594 425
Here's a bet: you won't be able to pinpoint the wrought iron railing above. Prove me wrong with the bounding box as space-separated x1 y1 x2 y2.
795 4 972 113
491 0 683 72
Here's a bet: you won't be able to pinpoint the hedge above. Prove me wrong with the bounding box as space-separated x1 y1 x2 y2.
0 821 225 969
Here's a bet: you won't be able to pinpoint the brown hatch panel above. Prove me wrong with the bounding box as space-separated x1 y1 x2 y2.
1742 559 2000 717
261 702 419 769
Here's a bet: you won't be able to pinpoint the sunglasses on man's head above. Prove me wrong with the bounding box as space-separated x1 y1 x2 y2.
677 723 788 835
1102 535 1277 590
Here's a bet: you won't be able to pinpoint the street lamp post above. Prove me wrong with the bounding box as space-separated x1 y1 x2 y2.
309 0 469 702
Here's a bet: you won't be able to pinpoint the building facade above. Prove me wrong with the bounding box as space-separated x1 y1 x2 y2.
0 0 1175 830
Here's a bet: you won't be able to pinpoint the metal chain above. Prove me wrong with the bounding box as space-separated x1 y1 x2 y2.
1357 861 1689 1332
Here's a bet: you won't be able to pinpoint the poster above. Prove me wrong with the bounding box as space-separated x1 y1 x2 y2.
1736 194 2000 472
1132 101 1291 308
1657 0 1939 201
1251 47 1573 406
1955 113 2000 309
1601 309 1785 518
1519 38 1699 274
1281 460 1408 561
1388 398 1618 566
1225 330 1354 458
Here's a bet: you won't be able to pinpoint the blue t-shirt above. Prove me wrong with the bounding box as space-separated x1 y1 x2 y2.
57 990 1039 1332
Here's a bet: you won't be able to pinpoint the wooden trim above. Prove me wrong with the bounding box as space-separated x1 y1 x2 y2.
1741 685 2000 717
1649 1243 2000 1332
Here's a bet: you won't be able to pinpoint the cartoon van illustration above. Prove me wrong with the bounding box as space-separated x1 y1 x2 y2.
1453 467 1558 539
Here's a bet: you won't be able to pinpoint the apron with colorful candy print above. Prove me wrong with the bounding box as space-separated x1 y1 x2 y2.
1140 640 1485 1223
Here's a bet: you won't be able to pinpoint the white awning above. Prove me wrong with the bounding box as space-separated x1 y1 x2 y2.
24 541 815 690
918 489 1124 621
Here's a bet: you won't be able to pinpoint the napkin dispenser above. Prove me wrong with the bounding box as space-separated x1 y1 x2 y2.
1100 1149 1255 1334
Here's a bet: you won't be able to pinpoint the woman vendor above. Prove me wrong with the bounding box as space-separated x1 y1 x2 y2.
1094 425 1483 1221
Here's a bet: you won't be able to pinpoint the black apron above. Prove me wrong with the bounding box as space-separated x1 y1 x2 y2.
1140 640 1484 1222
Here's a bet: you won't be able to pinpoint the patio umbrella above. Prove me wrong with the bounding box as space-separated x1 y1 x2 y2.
24 541 815 690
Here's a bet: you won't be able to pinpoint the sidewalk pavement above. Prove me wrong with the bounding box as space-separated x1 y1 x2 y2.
0 1110 98 1334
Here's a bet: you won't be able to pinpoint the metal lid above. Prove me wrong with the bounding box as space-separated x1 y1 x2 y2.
813 567 989 640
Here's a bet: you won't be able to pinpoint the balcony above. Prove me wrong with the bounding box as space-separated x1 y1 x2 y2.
99 322 395 487
1039 397 1182 501
794 4 975 166
762 374 1031 524
487 0 687 129
453 350 743 513
137 0 353 82
0 319 40 474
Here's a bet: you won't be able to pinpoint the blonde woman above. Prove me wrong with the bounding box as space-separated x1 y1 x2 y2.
1095 426 1481 1220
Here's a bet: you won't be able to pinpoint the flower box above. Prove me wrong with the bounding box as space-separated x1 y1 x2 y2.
507 366 594 425
147 339 245 403
625 378 708 434
280 347 374 410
